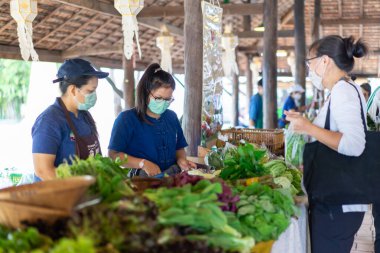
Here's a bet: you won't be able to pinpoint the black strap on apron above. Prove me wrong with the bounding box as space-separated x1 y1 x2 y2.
58 98 101 159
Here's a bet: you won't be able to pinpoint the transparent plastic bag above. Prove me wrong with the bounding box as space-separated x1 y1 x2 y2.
285 125 306 168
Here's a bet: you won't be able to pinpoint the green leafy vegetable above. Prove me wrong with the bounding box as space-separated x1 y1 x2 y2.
220 144 267 180
144 180 255 252
56 155 133 202
232 183 299 243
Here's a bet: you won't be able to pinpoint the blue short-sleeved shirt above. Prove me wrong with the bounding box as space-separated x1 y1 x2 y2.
108 109 188 172
249 93 263 128
279 96 297 128
32 98 94 181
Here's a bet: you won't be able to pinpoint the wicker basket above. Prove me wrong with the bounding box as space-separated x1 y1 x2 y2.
0 176 95 212
218 128 284 156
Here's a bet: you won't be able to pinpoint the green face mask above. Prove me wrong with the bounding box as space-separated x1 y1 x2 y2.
148 98 171 115
76 91 97 111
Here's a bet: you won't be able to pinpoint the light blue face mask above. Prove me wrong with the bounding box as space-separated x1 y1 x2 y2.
75 90 97 111
148 98 171 115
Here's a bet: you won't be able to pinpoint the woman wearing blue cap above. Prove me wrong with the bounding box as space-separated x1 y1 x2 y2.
31 58 109 182
108 63 196 177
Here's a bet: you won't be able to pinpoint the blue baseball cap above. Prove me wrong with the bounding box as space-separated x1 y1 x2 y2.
53 58 109 83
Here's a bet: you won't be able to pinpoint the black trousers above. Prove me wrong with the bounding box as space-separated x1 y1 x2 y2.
373 203 380 253
309 201 364 253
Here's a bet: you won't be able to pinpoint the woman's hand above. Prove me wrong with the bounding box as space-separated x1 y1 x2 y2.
285 110 313 135
177 158 197 171
142 160 161 176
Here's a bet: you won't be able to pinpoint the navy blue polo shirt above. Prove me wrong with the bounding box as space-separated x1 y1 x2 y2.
108 108 188 172
32 98 93 181
279 96 297 128
249 93 263 128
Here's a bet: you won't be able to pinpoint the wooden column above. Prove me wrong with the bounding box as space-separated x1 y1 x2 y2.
182 0 203 156
312 0 321 42
232 72 239 127
122 55 135 110
294 0 306 105
245 54 253 110
312 0 324 105
263 0 278 129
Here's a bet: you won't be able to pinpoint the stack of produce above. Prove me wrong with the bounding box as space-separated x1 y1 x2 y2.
0 153 300 253
218 143 303 196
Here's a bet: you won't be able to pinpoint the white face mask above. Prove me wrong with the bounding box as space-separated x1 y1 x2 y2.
308 57 326 91
293 93 302 101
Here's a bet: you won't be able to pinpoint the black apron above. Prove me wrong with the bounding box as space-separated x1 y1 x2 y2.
58 98 101 159
303 82 380 205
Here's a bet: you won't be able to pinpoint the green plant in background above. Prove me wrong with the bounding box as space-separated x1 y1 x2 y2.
0 59 31 120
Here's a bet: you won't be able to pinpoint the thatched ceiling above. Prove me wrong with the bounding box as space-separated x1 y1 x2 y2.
0 0 379 76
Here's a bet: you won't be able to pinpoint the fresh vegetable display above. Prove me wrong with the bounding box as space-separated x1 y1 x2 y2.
263 159 303 196
56 155 133 202
0 137 302 253
285 129 306 168
205 147 225 169
220 144 267 180
144 180 255 253
167 172 240 213
0 226 52 253
231 183 299 243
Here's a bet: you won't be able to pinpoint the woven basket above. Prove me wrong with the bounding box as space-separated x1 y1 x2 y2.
218 128 284 155
0 176 95 212
0 201 69 229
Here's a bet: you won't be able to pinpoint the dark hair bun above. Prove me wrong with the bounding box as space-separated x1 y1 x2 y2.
343 36 368 59
146 63 161 74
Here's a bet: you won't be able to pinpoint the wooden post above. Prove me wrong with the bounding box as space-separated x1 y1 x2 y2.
232 72 239 127
122 55 135 110
312 0 324 105
294 0 306 105
243 4 252 111
312 0 321 42
263 0 278 129
245 54 253 110
182 0 203 156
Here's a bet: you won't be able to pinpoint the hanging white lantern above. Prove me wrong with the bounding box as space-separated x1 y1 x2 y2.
156 24 174 73
287 51 296 77
10 0 39 61
221 24 239 77
114 0 144 60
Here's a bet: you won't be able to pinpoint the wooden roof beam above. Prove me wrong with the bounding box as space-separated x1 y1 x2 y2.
321 18 380 25
49 13 101 50
279 4 294 29
34 9 85 47
138 3 264 18
237 45 295 53
237 30 294 39
65 18 116 51
0 0 8 7
62 45 122 59
50 0 183 37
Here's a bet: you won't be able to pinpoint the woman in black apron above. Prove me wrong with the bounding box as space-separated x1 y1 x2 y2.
32 58 108 182
286 35 369 253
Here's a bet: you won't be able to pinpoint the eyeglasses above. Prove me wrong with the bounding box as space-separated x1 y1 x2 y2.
305 56 320 68
150 93 175 103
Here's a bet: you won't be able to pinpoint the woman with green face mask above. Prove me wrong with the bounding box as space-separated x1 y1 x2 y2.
32 58 108 182
108 63 196 177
